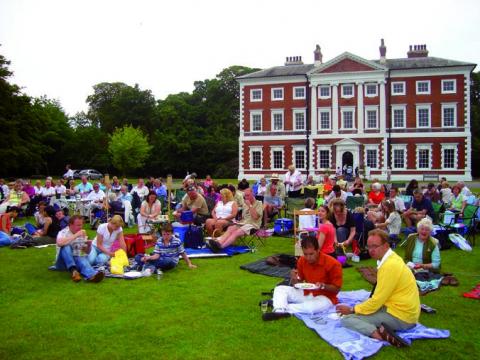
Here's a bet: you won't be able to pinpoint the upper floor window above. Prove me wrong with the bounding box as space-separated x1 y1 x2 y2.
416 80 430 95
442 103 457 127
271 110 284 131
271 88 284 101
250 111 262 132
392 105 406 128
441 79 456 94
293 86 306 99
250 89 262 102
318 109 331 130
391 82 405 96
365 84 377 97
341 84 354 98
416 105 431 128
341 108 355 129
293 109 306 131
319 86 330 99
365 108 378 129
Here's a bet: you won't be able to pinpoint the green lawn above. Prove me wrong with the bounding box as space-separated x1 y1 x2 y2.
1 217 479 359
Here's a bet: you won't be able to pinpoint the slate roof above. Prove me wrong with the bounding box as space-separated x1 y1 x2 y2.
237 56 475 80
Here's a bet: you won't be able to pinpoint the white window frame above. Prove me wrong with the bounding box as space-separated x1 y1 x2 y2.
364 145 379 170
391 81 406 96
271 87 284 101
271 109 284 132
391 105 406 129
318 85 331 99
293 86 306 100
293 108 306 131
441 103 457 128
249 146 263 170
341 84 354 98
441 79 456 94
250 89 262 102
365 83 378 97
391 144 407 170
292 145 307 171
416 104 431 128
416 80 431 95
270 146 285 170
416 144 432 170
249 110 262 132
317 107 331 130
340 107 356 130
317 146 331 170
441 144 458 170
364 106 379 129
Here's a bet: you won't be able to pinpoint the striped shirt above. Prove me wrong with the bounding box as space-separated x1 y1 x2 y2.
153 236 184 264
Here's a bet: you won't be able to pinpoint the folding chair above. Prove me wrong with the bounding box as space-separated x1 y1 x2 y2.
283 197 306 218
293 209 319 256
238 228 274 251
346 196 365 212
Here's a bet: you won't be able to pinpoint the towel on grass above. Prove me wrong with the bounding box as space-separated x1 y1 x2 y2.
295 290 450 360
185 245 250 258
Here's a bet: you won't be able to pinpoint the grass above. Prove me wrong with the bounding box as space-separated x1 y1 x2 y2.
1 214 480 360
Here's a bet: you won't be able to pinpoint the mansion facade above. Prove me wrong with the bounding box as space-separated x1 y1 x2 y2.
237 40 476 181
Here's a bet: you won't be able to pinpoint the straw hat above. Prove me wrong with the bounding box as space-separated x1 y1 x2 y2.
270 173 280 180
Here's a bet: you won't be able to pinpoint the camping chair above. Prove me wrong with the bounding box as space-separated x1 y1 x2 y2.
283 197 306 218
238 228 274 251
431 202 444 224
172 189 186 209
461 204 479 246
293 209 319 256
346 196 365 212
302 186 318 200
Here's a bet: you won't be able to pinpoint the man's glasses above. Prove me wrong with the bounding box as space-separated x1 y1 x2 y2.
366 243 384 250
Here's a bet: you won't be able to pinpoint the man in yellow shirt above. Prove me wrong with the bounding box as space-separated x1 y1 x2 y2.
336 229 420 347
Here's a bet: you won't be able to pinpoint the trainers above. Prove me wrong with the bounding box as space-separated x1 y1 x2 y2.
87 271 105 283
71 270 81 282
262 312 291 321
208 239 222 253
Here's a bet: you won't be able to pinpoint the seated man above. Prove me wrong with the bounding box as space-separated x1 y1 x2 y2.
54 215 104 282
207 188 262 252
111 185 134 226
263 235 342 320
75 176 93 197
387 187 405 213
85 183 106 219
174 185 209 225
402 189 434 227
324 185 348 205
266 174 286 200
337 229 419 348
262 184 283 225
131 178 150 202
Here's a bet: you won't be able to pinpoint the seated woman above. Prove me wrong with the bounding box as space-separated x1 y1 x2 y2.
32 206 64 245
374 199 401 245
329 199 356 248
135 223 196 271
31 201 48 232
205 185 221 205
137 191 162 233
203 175 214 189
404 218 441 272
0 181 30 214
348 177 364 193
88 215 126 266
111 176 122 193
367 182 385 207
255 177 268 202
440 181 453 206
317 204 336 257
0 206 19 234
405 179 419 196
205 188 238 236
448 185 466 216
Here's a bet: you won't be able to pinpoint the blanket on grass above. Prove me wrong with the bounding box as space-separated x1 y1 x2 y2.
185 245 250 258
240 255 293 279
295 290 450 360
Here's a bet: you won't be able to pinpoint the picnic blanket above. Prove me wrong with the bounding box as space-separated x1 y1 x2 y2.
240 255 294 279
295 290 450 360
185 245 250 258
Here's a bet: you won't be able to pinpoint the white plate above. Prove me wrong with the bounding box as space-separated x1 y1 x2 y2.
123 271 142 279
294 282 319 290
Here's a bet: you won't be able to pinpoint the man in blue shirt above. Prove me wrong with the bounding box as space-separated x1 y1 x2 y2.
263 185 283 225
75 176 93 197
402 189 434 227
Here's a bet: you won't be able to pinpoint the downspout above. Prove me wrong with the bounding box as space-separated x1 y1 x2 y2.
387 69 391 169
305 74 310 175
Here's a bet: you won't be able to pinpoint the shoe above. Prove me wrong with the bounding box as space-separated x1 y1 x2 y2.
71 270 81 282
208 239 222 253
378 323 409 347
87 271 104 283
262 312 291 321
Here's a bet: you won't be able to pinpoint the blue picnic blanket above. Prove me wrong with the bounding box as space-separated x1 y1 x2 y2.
295 290 450 360
185 245 250 258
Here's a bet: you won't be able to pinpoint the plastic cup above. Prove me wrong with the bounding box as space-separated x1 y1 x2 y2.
261 301 268 313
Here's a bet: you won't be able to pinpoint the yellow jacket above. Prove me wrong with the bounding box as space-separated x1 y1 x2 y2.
354 251 420 324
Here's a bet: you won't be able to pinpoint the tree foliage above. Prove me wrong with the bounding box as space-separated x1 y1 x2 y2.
108 125 152 176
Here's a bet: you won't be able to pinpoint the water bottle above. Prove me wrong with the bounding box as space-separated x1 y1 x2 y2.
156 269 163 280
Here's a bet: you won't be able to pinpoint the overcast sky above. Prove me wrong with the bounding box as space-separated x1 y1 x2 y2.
1 0 479 116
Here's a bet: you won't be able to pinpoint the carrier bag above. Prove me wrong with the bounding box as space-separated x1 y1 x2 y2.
184 225 204 249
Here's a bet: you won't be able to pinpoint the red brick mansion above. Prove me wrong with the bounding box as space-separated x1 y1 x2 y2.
237 40 475 181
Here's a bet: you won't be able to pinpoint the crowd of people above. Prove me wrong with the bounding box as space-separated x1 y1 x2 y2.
0 165 477 346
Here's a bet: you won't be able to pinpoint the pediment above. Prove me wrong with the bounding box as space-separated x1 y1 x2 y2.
310 52 387 74
334 138 361 146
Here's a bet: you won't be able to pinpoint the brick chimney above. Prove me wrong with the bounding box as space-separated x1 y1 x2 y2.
314 44 323 66
379 38 386 64
284 56 304 66
407 44 429 58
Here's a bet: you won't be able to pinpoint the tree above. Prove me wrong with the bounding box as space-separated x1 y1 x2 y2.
108 125 152 176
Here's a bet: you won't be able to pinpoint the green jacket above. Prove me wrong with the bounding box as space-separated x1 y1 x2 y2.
404 233 440 272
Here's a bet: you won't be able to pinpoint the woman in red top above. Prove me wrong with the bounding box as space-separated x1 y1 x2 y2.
0 206 19 234
317 205 336 257
367 182 385 206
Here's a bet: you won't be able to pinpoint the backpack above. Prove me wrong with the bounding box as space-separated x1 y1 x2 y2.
184 225 204 249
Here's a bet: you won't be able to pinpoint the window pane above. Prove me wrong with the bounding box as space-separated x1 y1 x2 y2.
273 113 283 130
319 150 330 168
273 89 283 99
343 85 353 96
252 90 261 100
252 151 261 169
417 82 429 93
443 107 455 126
367 110 377 128
443 81 454 92
273 151 283 169
295 150 305 169
295 88 305 98
252 114 261 131
295 112 305 130
394 109 404 127
366 149 377 168
320 112 330 129
444 149 455 168
366 85 376 95
393 83 404 94
343 111 353 128
418 108 429 127
320 86 330 97
418 149 429 168
393 149 404 168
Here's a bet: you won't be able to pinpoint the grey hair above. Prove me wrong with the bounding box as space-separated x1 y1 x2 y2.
417 218 433 232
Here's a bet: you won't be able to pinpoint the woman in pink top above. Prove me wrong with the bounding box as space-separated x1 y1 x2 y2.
317 205 336 257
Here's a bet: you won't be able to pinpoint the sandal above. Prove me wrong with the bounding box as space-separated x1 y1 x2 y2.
378 323 409 348
448 276 459 286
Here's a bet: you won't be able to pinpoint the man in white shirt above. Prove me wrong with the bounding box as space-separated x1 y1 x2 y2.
131 178 150 201
387 187 406 213
41 179 56 203
325 185 348 205
456 182 472 197
63 164 74 179
284 165 303 198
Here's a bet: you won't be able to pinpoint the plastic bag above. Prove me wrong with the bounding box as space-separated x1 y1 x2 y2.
114 249 129 266
110 256 124 275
